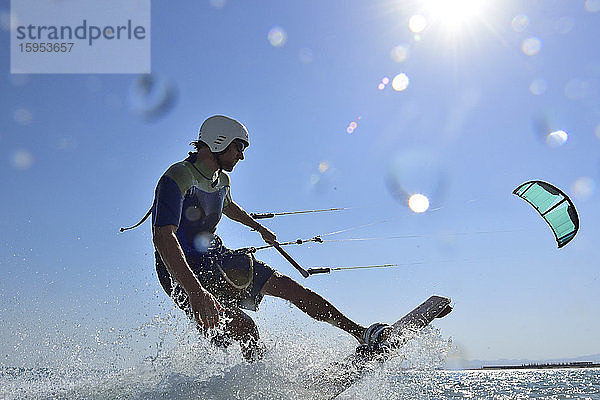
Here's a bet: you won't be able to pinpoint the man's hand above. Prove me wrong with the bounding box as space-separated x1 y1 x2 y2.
223 201 279 246
189 288 223 329
256 225 278 246
154 225 224 329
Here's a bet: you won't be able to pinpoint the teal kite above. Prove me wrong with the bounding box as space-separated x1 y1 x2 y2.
513 180 579 248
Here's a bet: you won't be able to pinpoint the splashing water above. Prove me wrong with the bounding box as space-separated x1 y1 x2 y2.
0 296 454 400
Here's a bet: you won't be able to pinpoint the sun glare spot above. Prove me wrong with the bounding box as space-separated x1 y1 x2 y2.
546 130 568 147
555 16 574 34
409 15 427 33
585 0 600 13
529 79 548 95
299 48 313 64
511 14 530 32
346 117 361 134
408 194 430 213
11 149 34 170
392 73 410 92
14 108 33 125
268 26 287 47
521 37 542 56
318 161 330 173
378 77 390 90
185 206 202 222
193 233 213 253
391 45 409 63
571 177 595 201
594 123 600 140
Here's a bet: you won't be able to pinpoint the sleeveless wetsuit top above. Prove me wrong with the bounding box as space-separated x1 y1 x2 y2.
151 153 232 259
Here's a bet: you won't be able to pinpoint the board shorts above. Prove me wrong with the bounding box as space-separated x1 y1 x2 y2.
155 237 275 313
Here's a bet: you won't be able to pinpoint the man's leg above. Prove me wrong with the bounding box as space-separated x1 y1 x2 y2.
261 272 367 344
219 307 265 361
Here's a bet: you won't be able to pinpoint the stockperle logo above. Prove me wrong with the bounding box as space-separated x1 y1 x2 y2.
10 0 150 74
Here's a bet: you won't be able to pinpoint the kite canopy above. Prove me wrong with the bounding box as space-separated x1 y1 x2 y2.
513 180 579 248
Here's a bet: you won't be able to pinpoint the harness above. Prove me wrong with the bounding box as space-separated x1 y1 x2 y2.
195 235 254 291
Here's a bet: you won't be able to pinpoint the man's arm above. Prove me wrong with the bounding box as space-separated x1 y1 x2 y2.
153 224 221 328
223 201 278 245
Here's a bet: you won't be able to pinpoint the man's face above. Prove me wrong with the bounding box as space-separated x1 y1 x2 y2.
219 140 245 172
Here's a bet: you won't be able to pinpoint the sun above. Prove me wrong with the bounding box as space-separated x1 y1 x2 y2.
422 0 485 30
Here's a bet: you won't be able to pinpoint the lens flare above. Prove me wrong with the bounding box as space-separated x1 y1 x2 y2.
128 74 178 122
585 0 600 12
571 177 595 201
268 26 287 47
409 15 427 33
185 206 203 222
386 149 445 211
522 37 542 56
193 233 213 253
318 161 330 173
378 77 390 91
408 194 430 213
511 14 529 32
347 118 360 134
310 174 320 185
310 161 336 193
392 73 410 92
555 16 574 34
14 108 33 125
11 149 34 170
299 48 313 64
546 130 568 147
390 45 409 63
529 79 548 95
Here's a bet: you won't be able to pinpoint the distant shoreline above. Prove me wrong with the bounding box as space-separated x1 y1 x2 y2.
478 361 600 370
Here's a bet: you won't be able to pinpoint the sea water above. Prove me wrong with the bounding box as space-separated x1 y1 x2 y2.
3 358 600 399
340 369 600 400
2 299 599 400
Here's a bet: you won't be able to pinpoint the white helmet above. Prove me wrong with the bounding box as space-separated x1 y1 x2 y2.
198 115 249 153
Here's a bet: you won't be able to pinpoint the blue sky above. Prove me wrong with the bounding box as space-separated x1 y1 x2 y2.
1 0 599 366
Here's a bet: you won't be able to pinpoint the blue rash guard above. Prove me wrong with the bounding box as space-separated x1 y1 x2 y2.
152 153 274 312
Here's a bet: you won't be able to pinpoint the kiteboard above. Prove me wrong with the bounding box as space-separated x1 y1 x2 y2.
313 295 452 399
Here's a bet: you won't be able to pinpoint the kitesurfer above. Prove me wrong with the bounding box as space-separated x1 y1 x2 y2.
152 115 391 361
